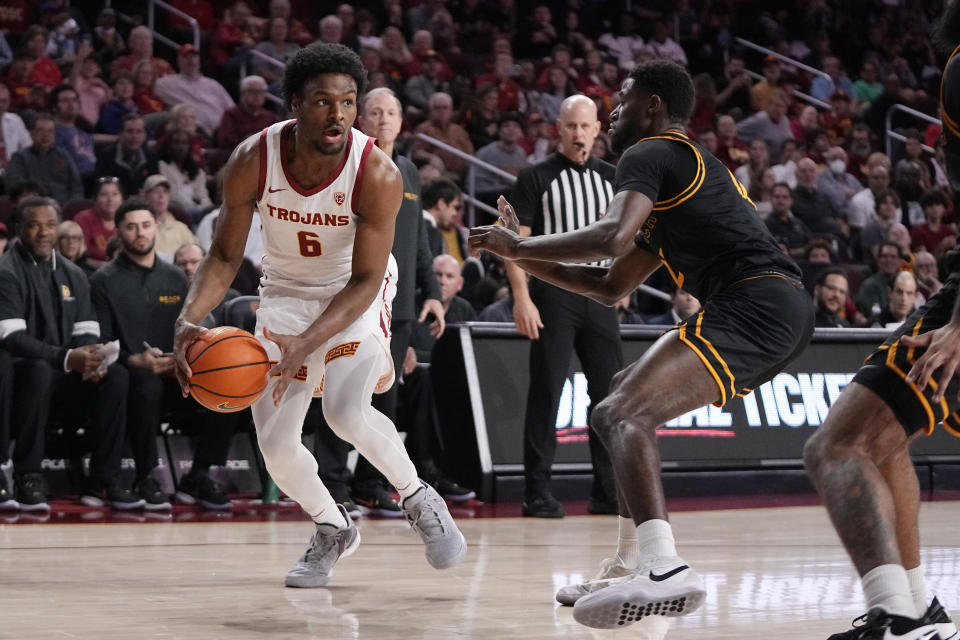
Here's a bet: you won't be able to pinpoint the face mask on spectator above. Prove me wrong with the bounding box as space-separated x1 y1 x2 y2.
829 159 846 175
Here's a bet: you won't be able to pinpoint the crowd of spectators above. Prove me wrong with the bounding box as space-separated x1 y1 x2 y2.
0 0 957 510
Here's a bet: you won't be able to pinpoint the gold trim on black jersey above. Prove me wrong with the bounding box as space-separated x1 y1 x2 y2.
942 44 960 139
638 131 707 211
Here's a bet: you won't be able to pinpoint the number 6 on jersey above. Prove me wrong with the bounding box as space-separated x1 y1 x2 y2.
297 230 323 257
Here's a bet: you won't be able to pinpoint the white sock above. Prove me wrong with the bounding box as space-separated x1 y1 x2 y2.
616 516 640 568
862 565 917 618
309 495 349 528
905 566 928 617
636 519 678 563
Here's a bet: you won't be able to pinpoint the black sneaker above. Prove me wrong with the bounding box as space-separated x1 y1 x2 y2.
352 485 402 517
587 497 618 515
176 474 232 510
81 479 146 510
924 597 958 640
16 473 50 512
0 471 18 510
433 477 476 503
328 486 362 520
522 492 565 518
827 607 942 640
136 477 172 511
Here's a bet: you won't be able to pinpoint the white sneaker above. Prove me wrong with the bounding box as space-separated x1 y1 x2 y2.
573 556 705 629
556 556 635 606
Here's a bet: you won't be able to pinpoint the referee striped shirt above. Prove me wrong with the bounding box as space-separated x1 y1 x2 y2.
512 153 616 258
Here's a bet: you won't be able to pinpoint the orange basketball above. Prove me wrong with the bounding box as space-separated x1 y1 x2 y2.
187 327 270 413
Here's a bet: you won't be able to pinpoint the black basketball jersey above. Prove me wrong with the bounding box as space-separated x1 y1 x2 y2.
940 45 960 276
618 129 800 302
942 43 960 192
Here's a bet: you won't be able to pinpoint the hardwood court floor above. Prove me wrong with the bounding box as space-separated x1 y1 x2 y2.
1 501 959 639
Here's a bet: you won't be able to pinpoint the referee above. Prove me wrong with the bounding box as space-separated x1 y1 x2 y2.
509 95 621 517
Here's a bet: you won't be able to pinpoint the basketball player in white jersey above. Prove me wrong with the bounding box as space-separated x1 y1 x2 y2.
171 42 466 587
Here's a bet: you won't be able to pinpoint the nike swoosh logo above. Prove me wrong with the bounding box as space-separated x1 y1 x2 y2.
649 565 689 582
268 187 286 193
884 629 940 640
217 402 237 410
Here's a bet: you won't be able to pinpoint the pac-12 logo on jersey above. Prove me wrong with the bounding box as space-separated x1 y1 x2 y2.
334 192 346 206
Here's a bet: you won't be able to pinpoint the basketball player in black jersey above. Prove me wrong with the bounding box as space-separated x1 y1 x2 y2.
469 60 815 630
803 5 960 639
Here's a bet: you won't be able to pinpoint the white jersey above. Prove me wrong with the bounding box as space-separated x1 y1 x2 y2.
256 120 377 299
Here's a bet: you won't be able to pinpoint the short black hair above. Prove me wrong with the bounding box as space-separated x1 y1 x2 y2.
120 112 144 128
114 197 156 228
627 60 695 123
499 111 524 127
12 196 60 231
815 266 846 286
283 42 368 111
8 180 47 202
932 0 960 54
422 178 461 210
920 188 950 209
50 83 77 110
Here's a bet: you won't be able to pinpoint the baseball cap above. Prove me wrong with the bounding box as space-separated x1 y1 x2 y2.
178 43 200 57
142 174 171 192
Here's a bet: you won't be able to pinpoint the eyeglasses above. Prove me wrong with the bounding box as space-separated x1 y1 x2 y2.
96 176 120 185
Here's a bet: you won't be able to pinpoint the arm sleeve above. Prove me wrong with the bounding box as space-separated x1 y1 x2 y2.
510 168 541 228
614 141 670 203
0 273 68 365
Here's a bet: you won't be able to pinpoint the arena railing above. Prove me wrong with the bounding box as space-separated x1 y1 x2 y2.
240 50 286 107
734 37 835 110
409 132 670 303
884 104 941 158
101 0 199 54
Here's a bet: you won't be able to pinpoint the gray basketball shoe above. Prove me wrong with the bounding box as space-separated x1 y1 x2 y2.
401 481 467 569
556 556 636 606
285 505 360 588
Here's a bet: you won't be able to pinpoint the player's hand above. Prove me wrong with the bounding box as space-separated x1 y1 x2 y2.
512 296 544 339
468 223 521 259
419 298 445 337
264 326 311 407
67 344 104 376
173 318 208 397
902 322 960 402
403 346 418 376
496 195 520 233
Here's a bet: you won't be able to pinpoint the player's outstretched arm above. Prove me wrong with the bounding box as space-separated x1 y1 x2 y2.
173 135 258 395
469 190 654 263
266 148 401 404
512 245 660 307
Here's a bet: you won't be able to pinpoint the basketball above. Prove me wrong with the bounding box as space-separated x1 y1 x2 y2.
187 327 270 413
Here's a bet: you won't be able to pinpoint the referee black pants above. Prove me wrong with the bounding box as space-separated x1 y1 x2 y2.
525 280 622 501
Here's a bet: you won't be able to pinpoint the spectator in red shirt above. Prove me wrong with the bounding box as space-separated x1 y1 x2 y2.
715 114 749 171
210 1 260 68
73 176 122 266
910 189 956 259
216 75 279 150
4 26 62 108
475 53 521 112
109 26 173 82
167 0 216 34
536 44 579 91
131 60 164 115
